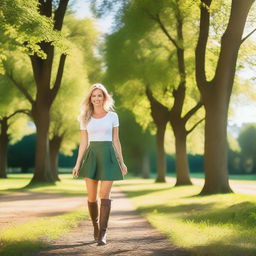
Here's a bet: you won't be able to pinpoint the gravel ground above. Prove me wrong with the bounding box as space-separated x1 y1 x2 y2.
36 187 191 256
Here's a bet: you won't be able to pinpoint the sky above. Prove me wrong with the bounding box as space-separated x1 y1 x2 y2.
72 1 256 132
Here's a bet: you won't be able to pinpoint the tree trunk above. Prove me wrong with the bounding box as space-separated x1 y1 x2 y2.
173 125 192 186
145 87 169 183
25 0 68 185
155 123 167 182
0 118 9 178
200 96 232 194
142 153 150 178
196 0 254 194
49 135 62 181
29 106 54 184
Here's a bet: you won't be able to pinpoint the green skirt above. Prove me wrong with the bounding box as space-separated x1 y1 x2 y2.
78 141 124 180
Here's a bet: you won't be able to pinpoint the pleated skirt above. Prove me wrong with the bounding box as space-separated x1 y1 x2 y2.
78 141 124 180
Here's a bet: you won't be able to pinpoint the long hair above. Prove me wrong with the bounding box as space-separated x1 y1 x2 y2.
78 83 115 126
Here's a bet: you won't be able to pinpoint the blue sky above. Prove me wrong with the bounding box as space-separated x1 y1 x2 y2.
72 1 256 130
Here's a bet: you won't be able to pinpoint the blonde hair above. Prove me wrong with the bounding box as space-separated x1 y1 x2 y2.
78 83 115 126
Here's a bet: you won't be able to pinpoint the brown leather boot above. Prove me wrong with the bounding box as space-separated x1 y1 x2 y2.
87 200 99 241
97 198 112 246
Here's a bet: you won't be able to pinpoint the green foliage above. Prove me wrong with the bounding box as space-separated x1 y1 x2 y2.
0 0 68 65
49 15 101 156
238 123 256 159
228 134 241 153
104 0 203 142
0 52 33 143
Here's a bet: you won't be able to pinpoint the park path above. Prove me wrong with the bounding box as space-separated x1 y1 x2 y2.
36 187 190 256
0 178 254 233
0 191 85 232
1 178 254 255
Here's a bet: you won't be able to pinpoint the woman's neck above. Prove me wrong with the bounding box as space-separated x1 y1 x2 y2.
93 106 107 115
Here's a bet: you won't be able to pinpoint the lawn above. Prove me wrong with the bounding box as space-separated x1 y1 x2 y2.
0 209 87 256
116 179 256 256
1 173 256 256
0 174 88 256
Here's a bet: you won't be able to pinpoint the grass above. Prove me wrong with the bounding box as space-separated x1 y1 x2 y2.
166 172 256 181
0 174 90 255
0 209 87 256
0 174 86 196
0 172 136 195
0 174 90 256
1 173 256 255
116 179 256 256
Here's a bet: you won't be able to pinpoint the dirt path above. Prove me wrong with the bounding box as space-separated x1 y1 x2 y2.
0 192 85 232
36 187 191 256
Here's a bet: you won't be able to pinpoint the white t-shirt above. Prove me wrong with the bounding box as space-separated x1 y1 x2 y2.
80 111 119 142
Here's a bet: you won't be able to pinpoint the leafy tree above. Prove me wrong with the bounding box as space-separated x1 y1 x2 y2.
0 60 32 177
195 0 255 194
0 0 64 71
238 123 256 173
3 0 72 185
104 0 204 184
49 15 102 180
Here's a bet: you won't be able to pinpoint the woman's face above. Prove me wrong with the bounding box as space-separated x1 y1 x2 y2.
91 89 105 108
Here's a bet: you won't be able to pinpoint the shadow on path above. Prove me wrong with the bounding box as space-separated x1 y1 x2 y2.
36 187 191 256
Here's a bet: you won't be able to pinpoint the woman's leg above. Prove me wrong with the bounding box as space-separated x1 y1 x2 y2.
99 180 113 199
98 180 114 245
85 177 99 202
85 178 99 241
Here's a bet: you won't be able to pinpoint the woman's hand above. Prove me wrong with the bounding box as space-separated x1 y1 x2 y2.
120 162 128 176
72 166 79 178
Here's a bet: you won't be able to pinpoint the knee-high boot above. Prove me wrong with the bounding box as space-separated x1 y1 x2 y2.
87 200 99 241
97 198 112 246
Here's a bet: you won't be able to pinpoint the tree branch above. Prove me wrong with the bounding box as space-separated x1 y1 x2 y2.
186 117 205 135
195 0 212 89
3 63 35 104
147 11 179 49
241 28 256 45
7 109 31 120
54 0 69 31
183 101 203 123
145 86 170 111
156 14 180 49
50 53 67 103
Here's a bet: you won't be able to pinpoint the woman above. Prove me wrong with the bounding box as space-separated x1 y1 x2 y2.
72 83 128 246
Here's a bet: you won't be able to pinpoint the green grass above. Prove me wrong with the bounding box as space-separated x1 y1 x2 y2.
166 172 256 181
0 209 87 256
0 174 90 256
1 173 256 255
116 179 256 256
0 172 136 195
0 174 87 196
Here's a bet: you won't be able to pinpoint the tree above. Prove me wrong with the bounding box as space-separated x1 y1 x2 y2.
0 0 63 71
195 0 255 194
104 0 204 183
0 60 32 178
238 123 256 173
3 0 71 184
49 15 102 180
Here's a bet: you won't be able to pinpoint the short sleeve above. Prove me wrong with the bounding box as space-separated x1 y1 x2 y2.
80 120 87 130
113 112 119 127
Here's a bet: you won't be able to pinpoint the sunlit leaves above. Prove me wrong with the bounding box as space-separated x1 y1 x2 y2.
0 0 68 64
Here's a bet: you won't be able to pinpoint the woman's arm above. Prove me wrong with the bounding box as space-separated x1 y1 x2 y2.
112 127 128 176
72 130 89 177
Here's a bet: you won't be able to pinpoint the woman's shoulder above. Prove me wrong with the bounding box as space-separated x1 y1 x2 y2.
108 111 118 117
